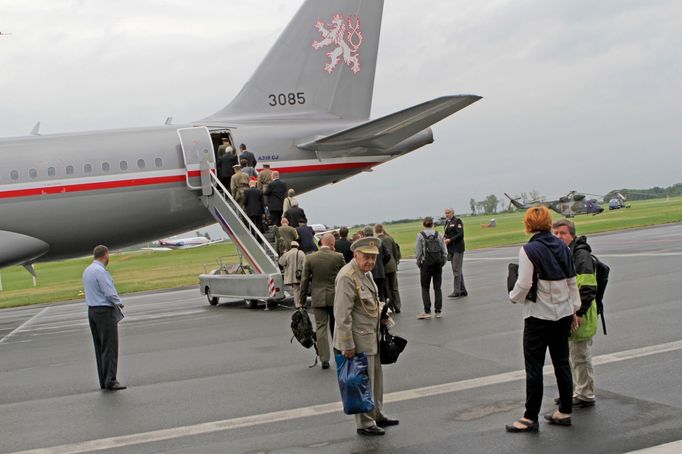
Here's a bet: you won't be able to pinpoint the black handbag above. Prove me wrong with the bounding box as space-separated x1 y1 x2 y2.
379 325 407 364
507 263 538 302
378 305 407 364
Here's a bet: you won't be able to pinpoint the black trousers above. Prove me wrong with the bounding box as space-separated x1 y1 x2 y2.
373 277 387 303
420 264 443 313
270 210 283 227
523 315 573 421
88 306 119 389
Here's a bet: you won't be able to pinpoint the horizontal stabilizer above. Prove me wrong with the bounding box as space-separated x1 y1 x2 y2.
298 95 481 151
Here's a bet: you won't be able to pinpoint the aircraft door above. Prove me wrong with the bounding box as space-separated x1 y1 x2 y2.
177 127 215 190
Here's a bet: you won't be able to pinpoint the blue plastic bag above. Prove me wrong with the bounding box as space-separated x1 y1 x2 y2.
335 352 375 415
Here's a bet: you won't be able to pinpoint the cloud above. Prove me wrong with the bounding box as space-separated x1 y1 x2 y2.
1 0 680 226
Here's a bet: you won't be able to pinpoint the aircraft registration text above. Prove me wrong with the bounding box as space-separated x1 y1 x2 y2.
268 92 306 107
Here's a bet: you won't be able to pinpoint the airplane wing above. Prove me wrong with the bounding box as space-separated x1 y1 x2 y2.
297 95 481 152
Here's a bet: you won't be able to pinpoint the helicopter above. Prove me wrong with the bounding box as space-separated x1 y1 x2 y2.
505 191 604 217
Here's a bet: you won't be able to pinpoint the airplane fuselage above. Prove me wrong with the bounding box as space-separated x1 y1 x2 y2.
0 119 432 265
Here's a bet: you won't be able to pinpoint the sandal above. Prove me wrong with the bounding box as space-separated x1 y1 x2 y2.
505 419 539 433
544 412 572 426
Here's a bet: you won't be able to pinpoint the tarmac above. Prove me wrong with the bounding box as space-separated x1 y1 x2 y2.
1 224 682 454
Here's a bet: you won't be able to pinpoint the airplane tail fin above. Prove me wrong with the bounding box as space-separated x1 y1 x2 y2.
203 0 384 122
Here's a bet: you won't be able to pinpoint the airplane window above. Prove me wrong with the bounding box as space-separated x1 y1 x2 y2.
48 167 56 177
137 159 145 169
11 170 19 180
29 168 38 179
66 165 74 175
155 157 163 168
102 162 110 172
84 164 92 173
120 161 128 171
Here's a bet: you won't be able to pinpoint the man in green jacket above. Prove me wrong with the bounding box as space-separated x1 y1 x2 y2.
299 233 345 369
553 219 598 408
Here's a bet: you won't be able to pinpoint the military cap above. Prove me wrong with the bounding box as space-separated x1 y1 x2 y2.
351 236 380 255
232 164 241 169
263 163 270 168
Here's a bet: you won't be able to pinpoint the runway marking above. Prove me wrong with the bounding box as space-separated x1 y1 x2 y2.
0 307 49 345
466 251 682 262
9 339 682 454
624 440 682 453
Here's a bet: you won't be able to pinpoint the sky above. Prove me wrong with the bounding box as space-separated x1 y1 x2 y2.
1 0 681 228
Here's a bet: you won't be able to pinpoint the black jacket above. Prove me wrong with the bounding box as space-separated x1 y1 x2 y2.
571 235 597 316
296 225 318 253
335 237 353 263
243 187 264 217
239 150 257 168
444 216 465 254
371 243 391 280
219 153 238 180
284 206 307 227
265 179 287 211
524 231 576 281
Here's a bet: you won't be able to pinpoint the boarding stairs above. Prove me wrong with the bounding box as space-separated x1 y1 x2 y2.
177 127 284 304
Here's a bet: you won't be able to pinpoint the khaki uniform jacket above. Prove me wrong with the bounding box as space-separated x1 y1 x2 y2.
379 234 401 274
275 225 299 255
278 247 305 285
257 169 272 191
333 260 381 355
299 247 345 308
230 172 250 203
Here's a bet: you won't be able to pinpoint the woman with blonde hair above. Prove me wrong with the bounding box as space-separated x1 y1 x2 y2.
506 206 580 433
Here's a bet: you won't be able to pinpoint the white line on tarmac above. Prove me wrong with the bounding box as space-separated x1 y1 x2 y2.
9 339 682 454
624 440 682 454
0 307 49 345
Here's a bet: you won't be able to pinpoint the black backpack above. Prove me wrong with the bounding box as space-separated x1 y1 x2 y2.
290 308 319 367
421 231 443 267
592 254 610 334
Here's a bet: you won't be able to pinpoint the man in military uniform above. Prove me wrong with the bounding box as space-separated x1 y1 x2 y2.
275 217 298 255
229 164 250 208
334 237 399 436
299 233 345 369
444 208 468 298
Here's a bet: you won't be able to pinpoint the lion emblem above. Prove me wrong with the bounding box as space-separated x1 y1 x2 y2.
312 14 364 75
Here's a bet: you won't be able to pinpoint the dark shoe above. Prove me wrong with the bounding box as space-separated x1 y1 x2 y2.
505 419 539 433
460 291 468 297
394 308 401 314
321 361 330 370
554 396 596 408
357 425 385 436
447 292 461 298
544 412 572 426
106 382 127 391
376 418 399 427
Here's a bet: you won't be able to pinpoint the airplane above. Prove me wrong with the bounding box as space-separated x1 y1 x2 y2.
158 237 213 249
0 0 481 273
505 191 604 217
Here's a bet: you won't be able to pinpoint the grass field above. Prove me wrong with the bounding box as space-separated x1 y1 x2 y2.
1 197 681 309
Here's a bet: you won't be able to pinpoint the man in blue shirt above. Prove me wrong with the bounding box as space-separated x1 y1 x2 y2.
83 245 126 391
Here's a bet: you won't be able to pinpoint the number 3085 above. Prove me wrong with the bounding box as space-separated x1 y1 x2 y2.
268 92 306 106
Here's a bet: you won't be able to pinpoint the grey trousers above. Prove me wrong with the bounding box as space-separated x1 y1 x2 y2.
312 307 334 362
450 251 466 294
355 354 387 429
570 338 595 401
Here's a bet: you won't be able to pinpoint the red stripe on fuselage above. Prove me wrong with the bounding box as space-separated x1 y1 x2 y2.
0 162 379 200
